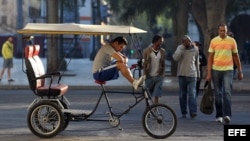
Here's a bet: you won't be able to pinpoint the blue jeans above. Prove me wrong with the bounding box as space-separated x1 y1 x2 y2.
178 76 197 116
145 76 164 97
212 70 233 118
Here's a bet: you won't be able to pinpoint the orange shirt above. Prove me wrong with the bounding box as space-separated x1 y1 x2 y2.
208 36 238 70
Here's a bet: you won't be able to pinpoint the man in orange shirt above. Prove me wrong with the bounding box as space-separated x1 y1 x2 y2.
206 24 243 124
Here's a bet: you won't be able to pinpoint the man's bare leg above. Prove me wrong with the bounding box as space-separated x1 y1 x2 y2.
0 68 6 79
154 97 159 104
116 62 144 90
116 62 134 83
7 68 11 80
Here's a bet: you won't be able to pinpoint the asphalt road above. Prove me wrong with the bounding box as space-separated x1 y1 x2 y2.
0 89 250 141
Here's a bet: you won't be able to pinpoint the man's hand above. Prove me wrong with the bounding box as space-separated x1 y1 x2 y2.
238 72 243 80
206 73 212 82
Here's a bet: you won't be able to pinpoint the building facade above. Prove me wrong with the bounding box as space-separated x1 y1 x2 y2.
0 0 110 58
0 0 41 33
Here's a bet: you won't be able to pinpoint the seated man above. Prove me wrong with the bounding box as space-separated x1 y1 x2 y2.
92 36 145 90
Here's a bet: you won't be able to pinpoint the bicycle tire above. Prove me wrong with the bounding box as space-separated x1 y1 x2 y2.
60 100 70 131
27 101 64 138
142 103 177 139
51 100 70 131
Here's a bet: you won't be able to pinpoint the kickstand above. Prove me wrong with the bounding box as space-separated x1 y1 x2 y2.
118 125 123 131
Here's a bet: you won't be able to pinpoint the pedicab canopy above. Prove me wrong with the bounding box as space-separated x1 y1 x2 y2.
17 23 147 35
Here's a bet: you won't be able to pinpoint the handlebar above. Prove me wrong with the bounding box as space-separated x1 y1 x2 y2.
130 64 137 70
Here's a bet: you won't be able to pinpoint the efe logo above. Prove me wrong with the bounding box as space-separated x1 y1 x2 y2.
224 125 249 141
228 129 246 136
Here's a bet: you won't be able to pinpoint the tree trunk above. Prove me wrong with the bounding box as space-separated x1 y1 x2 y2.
192 0 227 57
204 0 227 55
191 0 227 77
46 0 59 72
171 0 190 76
191 0 207 45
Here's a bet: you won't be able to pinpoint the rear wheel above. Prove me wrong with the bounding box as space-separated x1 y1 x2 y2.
27 101 63 138
142 104 177 139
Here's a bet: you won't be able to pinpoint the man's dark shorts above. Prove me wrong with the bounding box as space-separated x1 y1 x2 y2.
3 58 13 68
93 64 119 81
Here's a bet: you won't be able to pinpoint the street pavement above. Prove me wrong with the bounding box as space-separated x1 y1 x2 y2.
0 58 250 141
0 89 250 141
0 57 250 92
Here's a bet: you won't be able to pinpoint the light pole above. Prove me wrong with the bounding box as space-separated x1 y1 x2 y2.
16 0 23 58
90 0 101 60
90 0 97 60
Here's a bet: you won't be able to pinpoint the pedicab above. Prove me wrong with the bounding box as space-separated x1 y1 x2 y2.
17 23 177 139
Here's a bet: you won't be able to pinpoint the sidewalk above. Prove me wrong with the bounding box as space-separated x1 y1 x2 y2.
0 58 249 92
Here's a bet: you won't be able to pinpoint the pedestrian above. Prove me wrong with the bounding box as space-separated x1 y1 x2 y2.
193 41 207 97
172 35 200 119
206 24 243 124
92 36 145 90
143 35 165 104
0 36 15 82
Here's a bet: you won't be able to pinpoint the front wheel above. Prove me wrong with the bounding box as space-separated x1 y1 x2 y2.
142 104 177 139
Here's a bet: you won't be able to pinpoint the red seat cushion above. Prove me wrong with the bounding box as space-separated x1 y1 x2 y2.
95 80 106 85
37 84 68 96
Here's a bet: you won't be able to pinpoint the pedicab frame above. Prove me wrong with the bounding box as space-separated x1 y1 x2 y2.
17 23 177 139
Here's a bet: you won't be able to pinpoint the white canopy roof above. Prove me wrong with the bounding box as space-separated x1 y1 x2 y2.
17 23 147 35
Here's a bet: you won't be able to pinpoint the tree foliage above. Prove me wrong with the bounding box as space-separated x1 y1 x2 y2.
109 0 170 26
226 0 250 20
107 0 230 76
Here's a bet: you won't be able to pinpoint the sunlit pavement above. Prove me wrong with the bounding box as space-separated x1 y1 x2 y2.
0 58 250 92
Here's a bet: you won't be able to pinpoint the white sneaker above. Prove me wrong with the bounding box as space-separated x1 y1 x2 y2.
224 116 231 124
216 117 223 123
132 75 145 90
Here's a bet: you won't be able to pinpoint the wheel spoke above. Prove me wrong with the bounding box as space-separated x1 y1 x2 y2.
142 104 177 139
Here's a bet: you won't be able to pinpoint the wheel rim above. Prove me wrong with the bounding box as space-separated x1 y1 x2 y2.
144 105 176 138
30 104 62 135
